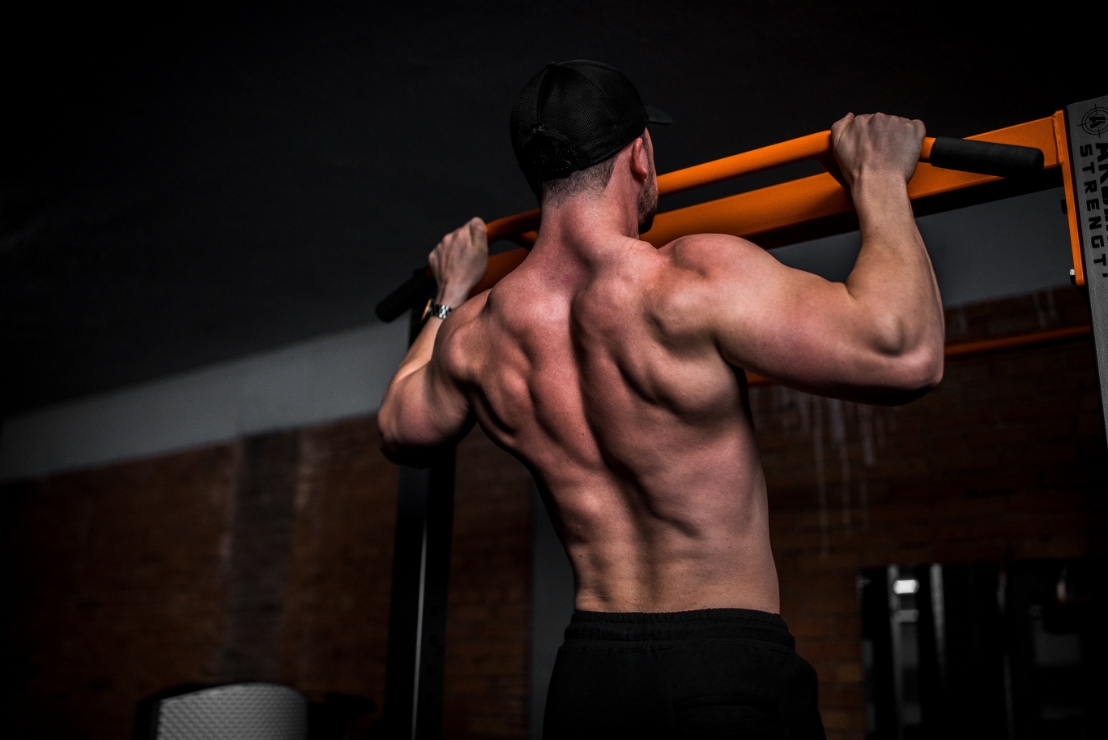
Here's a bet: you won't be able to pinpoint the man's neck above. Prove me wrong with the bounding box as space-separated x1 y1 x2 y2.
531 192 640 269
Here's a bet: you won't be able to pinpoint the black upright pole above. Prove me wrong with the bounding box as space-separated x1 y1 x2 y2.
376 304 456 740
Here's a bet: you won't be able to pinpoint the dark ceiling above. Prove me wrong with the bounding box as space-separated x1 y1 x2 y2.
1 0 1099 418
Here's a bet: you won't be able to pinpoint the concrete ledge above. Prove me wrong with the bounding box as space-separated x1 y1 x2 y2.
0 320 407 481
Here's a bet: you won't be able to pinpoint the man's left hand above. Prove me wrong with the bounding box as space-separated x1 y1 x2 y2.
429 217 488 308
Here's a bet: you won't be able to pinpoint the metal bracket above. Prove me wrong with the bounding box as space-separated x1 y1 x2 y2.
1063 94 1108 444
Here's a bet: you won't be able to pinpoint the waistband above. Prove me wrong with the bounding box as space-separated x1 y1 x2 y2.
565 608 794 649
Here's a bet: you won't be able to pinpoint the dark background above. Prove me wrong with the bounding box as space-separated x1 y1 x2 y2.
2 0 1100 418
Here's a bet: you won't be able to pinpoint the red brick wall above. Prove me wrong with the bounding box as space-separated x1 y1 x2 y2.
277 417 534 739
0 420 532 739
0 445 239 738
443 426 534 739
755 287 1107 738
278 419 399 725
0 286 1104 739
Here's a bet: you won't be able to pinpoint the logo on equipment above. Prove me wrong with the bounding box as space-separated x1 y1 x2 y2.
1080 105 1108 136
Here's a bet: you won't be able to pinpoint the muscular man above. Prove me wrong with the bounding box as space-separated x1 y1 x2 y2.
379 60 944 738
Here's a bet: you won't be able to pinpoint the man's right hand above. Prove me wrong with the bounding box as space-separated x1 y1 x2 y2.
830 112 925 190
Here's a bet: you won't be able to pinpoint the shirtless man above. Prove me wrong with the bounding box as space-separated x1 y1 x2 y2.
379 60 944 738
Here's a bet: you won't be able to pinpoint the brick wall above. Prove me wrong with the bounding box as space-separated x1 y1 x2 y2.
0 445 239 738
0 286 1104 739
278 419 399 727
443 424 534 739
0 419 532 739
754 287 1107 739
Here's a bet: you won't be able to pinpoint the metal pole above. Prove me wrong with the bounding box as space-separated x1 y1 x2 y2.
378 305 456 740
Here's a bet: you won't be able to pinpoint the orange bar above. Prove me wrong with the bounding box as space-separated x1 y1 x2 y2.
471 116 1063 296
941 324 1091 357
640 117 1060 248
654 132 953 197
479 130 846 242
486 209 540 242
746 325 1092 386
656 131 834 196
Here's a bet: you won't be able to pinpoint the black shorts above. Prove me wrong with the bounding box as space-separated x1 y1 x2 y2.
543 608 826 739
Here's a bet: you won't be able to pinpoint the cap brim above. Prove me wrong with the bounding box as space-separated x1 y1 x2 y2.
646 106 673 125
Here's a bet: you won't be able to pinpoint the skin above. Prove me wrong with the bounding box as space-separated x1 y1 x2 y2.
379 113 944 614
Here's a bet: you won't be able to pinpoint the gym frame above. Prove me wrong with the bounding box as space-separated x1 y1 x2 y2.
374 94 1108 739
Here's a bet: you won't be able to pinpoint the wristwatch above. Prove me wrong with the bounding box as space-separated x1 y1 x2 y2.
422 300 453 321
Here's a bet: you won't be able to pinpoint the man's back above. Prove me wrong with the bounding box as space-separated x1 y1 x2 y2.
377 62 945 734
441 231 780 613
381 112 944 616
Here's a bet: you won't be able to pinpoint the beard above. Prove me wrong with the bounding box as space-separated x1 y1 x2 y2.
637 172 658 235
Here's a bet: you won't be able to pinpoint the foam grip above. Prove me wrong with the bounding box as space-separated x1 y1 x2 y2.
375 267 435 322
928 137 1043 178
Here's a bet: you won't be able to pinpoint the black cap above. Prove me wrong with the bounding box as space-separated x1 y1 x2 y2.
511 60 672 186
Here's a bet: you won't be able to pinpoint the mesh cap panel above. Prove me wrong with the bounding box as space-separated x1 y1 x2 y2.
511 60 670 186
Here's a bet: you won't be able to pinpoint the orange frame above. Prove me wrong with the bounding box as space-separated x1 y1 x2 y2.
471 113 1084 295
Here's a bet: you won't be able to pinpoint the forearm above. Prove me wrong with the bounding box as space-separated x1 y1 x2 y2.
379 281 473 459
379 216 487 458
845 173 944 358
391 316 443 386
389 282 470 384
379 314 456 465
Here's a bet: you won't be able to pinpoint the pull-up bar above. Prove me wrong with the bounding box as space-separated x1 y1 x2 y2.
376 129 1047 323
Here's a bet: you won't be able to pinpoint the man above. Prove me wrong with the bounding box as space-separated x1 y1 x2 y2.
379 60 944 738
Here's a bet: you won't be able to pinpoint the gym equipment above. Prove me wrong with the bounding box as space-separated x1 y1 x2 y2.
373 96 1108 739
134 683 307 740
376 134 1049 323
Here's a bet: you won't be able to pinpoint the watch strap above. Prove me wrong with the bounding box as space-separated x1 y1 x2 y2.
422 300 454 321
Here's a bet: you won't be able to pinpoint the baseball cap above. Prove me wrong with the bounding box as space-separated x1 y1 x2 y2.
510 60 672 186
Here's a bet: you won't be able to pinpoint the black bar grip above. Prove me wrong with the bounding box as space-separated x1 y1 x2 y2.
928 137 1043 178
376 267 436 323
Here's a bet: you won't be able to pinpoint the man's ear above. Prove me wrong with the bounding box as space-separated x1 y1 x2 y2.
629 134 651 181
